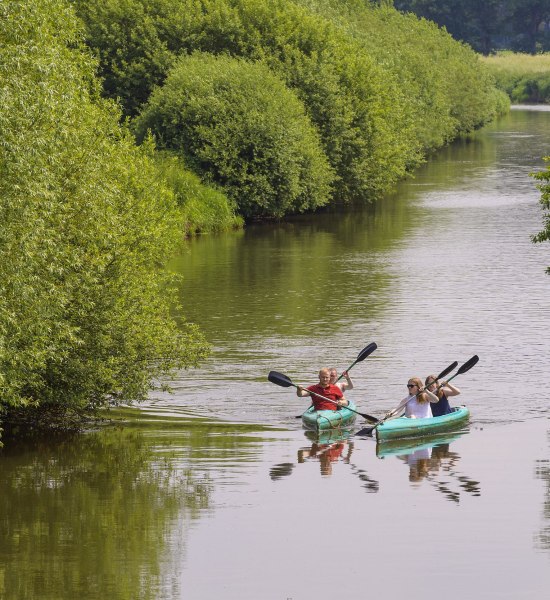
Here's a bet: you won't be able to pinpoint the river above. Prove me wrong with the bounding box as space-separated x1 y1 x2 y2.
0 107 549 599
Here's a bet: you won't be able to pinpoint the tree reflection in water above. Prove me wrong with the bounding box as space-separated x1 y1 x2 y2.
535 431 550 551
0 427 212 600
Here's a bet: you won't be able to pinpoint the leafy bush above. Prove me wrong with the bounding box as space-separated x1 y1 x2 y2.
0 0 210 420
154 152 244 235
134 53 334 218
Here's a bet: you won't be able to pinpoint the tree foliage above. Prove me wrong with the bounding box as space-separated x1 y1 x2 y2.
135 53 334 218
0 0 210 421
393 0 550 54
532 157 550 273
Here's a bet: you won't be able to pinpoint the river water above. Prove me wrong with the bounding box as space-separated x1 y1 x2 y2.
0 107 549 599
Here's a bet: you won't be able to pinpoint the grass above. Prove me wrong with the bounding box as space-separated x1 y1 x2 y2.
481 51 550 103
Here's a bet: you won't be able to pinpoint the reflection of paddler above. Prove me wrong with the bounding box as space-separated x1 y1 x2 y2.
298 441 345 476
406 447 432 482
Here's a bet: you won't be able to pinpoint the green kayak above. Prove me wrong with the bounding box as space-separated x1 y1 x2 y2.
375 406 470 442
301 400 357 431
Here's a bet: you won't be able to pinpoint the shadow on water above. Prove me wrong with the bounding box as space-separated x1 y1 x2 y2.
376 431 481 503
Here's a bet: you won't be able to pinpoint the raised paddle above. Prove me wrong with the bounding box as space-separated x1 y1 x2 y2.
294 342 378 418
268 370 378 423
355 360 460 436
335 341 378 383
436 355 479 389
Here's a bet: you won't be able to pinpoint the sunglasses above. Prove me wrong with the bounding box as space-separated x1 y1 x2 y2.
407 384 417 388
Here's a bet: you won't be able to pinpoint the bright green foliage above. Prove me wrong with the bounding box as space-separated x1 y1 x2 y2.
74 0 421 204
482 52 550 103
154 152 244 235
532 157 550 273
0 1 210 418
73 0 506 210
299 1 508 150
135 53 334 218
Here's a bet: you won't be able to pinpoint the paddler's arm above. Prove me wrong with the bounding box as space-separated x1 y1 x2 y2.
425 389 439 403
337 394 348 407
341 370 354 391
296 385 311 398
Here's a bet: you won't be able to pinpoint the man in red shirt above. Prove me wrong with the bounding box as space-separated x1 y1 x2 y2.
296 368 348 411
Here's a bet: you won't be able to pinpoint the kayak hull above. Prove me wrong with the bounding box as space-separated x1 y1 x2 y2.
375 406 470 442
301 401 357 431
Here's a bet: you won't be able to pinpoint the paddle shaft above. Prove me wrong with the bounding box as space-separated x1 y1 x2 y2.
336 342 377 383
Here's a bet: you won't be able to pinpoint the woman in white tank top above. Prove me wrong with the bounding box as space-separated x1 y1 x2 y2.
404 377 439 418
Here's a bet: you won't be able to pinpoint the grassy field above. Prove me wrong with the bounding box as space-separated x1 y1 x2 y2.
481 52 550 103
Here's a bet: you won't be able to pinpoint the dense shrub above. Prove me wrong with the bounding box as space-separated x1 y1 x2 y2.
0 0 209 419
135 53 334 218
73 0 507 210
154 152 244 235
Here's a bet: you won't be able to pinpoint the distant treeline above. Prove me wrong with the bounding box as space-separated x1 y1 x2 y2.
393 0 550 55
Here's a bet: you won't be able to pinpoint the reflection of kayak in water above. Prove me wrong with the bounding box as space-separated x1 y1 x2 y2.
301 400 357 431
304 428 353 445
375 406 470 442
376 432 464 459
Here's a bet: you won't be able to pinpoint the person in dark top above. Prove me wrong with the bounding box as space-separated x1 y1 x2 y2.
425 374 461 417
296 368 348 411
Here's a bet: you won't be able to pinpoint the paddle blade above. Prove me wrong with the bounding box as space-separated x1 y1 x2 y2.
268 371 294 388
436 361 458 381
456 355 479 375
356 342 378 363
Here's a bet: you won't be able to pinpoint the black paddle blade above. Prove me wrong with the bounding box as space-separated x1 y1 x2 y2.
358 412 379 424
437 361 458 381
356 342 378 362
268 371 294 388
457 355 479 375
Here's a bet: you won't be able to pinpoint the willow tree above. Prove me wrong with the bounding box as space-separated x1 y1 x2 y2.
0 0 209 427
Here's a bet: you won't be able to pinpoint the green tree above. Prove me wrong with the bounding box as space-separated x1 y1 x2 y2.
135 53 334 218
532 157 550 274
0 0 209 423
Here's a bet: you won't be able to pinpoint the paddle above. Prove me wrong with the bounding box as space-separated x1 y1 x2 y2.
355 360 459 436
335 341 378 382
268 370 378 423
436 354 479 389
294 342 378 418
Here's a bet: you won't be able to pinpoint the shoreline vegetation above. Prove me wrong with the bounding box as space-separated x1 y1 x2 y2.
482 52 550 104
2 0 547 440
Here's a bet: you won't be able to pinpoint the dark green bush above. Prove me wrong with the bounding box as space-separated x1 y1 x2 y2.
134 53 334 218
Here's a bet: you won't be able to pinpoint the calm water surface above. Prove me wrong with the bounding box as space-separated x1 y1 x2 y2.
1 108 549 599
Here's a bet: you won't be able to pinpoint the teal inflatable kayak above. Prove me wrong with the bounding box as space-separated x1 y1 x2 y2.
301 400 357 431
375 406 470 442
